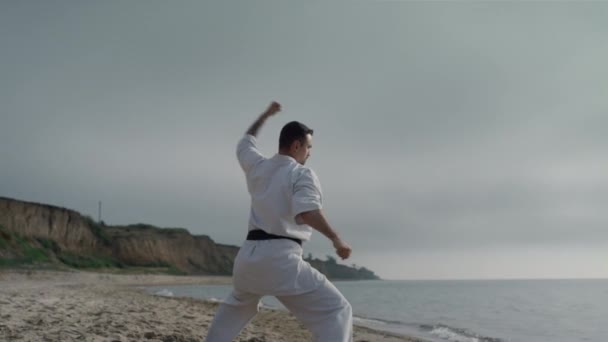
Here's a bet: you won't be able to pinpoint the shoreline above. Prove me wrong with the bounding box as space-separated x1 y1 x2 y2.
0 269 428 341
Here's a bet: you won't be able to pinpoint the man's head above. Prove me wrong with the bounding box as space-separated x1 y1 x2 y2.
279 121 314 165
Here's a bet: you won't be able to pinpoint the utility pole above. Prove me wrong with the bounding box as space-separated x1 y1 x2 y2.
98 201 102 223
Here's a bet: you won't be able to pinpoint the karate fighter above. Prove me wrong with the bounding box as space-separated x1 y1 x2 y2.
204 101 353 342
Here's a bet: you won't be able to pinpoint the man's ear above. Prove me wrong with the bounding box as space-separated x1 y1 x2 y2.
292 140 301 152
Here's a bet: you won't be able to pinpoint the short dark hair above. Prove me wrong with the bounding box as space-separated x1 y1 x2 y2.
279 121 314 150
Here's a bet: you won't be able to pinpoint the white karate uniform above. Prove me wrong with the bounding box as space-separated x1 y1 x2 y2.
204 135 353 342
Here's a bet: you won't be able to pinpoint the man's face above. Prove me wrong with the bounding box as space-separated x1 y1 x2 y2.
294 134 313 165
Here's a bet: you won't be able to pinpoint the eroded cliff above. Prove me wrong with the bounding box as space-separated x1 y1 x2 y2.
0 197 236 274
0 196 379 279
105 224 237 275
0 197 105 254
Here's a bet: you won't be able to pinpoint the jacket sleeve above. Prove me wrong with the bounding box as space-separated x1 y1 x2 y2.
236 134 264 173
291 168 323 216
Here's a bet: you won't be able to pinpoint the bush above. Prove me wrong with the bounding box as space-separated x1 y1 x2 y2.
125 224 189 235
0 235 49 266
36 238 60 253
83 216 112 246
0 231 50 264
58 252 122 269
22 245 49 263
167 264 186 276
0 225 10 249
0 234 8 249
0 258 22 268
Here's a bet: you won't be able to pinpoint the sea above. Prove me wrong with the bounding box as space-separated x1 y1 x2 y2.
146 278 606 342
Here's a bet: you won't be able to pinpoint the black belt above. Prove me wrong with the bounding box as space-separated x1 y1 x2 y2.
247 229 302 246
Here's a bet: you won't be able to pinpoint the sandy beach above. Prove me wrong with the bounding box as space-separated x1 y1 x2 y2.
0 270 426 342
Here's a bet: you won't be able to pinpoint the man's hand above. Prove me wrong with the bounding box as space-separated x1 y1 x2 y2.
263 101 281 117
331 237 352 260
297 209 352 260
247 101 281 137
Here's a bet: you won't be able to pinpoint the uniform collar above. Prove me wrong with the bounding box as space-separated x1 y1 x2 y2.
273 153 296 163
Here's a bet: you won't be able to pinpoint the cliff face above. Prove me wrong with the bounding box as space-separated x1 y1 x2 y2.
0 197 237 274
0 196 379 280
105 225 237 275
0 197 104 254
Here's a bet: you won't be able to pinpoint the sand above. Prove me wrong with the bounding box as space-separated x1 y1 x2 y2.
0 270 427 342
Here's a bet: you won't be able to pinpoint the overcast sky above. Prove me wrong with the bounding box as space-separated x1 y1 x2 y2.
2 1 607 280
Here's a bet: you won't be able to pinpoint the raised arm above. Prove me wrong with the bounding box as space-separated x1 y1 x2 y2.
246 101 281 137
297 210 352 260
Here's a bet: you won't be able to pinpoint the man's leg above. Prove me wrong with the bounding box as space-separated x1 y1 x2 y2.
204 289 261 342
276 279 353 342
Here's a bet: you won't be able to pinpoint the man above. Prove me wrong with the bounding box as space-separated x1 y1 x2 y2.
205 101 353 342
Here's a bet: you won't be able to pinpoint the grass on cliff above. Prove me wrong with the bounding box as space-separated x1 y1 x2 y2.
1 224 184 275
83 216 112 245
0 225 9 249
0 224 51 267
0 224 120 270
119 223 190 236
57 252 124 269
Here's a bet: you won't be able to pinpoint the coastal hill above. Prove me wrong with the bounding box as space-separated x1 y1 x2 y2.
0 196 379 280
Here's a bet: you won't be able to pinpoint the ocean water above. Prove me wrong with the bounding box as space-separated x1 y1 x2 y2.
147 279 607 342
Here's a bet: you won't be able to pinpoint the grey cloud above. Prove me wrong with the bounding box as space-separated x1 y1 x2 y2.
2 1 608 279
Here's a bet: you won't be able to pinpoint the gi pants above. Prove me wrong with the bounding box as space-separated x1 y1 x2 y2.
204 239 353 342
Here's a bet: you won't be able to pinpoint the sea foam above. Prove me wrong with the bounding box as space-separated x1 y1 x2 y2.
426 324 503 342
154 289 174 297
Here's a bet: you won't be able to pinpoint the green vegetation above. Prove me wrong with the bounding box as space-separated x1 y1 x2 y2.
83 216 112 246
0 258 22 268
166 264 187 276
0 225 50 267
20 244 49 263
36 237 60 253
57 252 123 269
17 239 47 262
0 225 9 249
125 223 189 235
325 255 337 264
1 223 184 275
303 254 380 280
